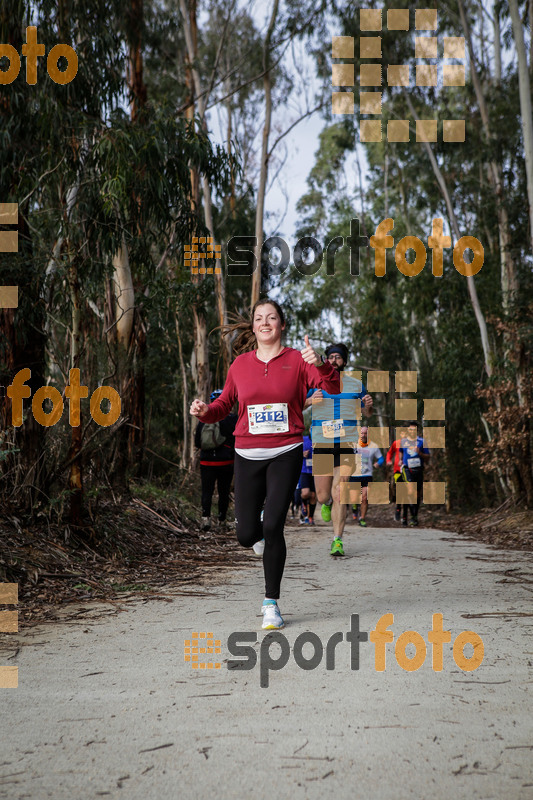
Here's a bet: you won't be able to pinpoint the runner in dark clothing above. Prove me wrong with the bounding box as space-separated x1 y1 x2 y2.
194 390 237 529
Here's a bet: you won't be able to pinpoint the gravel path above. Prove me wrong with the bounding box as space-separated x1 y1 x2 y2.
1 519 532 799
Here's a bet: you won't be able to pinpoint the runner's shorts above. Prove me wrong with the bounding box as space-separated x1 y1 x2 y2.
299 472 316 491
312 443 356 475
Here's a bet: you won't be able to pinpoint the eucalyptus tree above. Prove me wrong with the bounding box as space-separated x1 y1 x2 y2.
0 0 230 518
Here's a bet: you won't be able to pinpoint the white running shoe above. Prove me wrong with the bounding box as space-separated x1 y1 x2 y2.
201 516 210 531
262 602 284 630
252 538 265 556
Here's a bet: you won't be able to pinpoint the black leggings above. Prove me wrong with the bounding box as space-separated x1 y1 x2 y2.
403 467 423 520
234 445 303 600
200 463 234 519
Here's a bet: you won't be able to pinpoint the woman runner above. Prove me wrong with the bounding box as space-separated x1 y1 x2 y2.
189 298 339 630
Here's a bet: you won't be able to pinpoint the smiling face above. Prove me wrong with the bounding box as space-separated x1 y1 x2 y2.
252 303 285 346
407 424 418 442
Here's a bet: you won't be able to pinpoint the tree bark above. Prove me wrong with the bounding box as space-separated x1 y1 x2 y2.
67 249 83 525
175 313 190 468
405 96 494 378
508 0 533 254
493 1 502 85
251 0 279 309
457 0 518 311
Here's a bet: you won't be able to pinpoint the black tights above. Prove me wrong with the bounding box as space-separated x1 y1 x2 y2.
200 464 234 519
234 446 303 600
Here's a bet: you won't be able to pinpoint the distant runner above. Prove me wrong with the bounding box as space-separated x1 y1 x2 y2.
386 425 407 523
350 425 384 527
300 433 316 525
400 421 430 526
305 343 373 557
194 389 237 530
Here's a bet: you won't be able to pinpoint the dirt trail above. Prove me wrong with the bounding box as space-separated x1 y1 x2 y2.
1 520 532 799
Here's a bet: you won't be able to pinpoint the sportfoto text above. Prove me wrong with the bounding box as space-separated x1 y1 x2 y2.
227 614 484 688
226 218 483 279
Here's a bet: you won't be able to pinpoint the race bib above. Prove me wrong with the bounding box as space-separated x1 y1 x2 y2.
305 458 313 468
322 419 346 438
247 403 289 434
408 457 421 469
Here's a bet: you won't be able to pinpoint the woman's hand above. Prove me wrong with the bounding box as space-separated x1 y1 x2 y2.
190 399 209 417
300 334 322 367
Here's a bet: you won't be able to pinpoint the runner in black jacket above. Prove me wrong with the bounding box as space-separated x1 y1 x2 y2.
194 390 237 529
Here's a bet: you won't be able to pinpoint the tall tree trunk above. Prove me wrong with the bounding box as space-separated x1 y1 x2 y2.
179 0 210 451
112 0 148 479
67 249 83 525
405 96 494 378
179 0 235 435
493 1 502 85
457 0 518 311
175 313 190 468
251 0 279 309
508 0 533 253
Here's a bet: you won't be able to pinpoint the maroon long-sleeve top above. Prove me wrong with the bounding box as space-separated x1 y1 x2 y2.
200 347 340 450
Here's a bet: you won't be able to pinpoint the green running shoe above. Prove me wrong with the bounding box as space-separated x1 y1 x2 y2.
330 538 344 557
359 519 367 527
321 502 332 522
